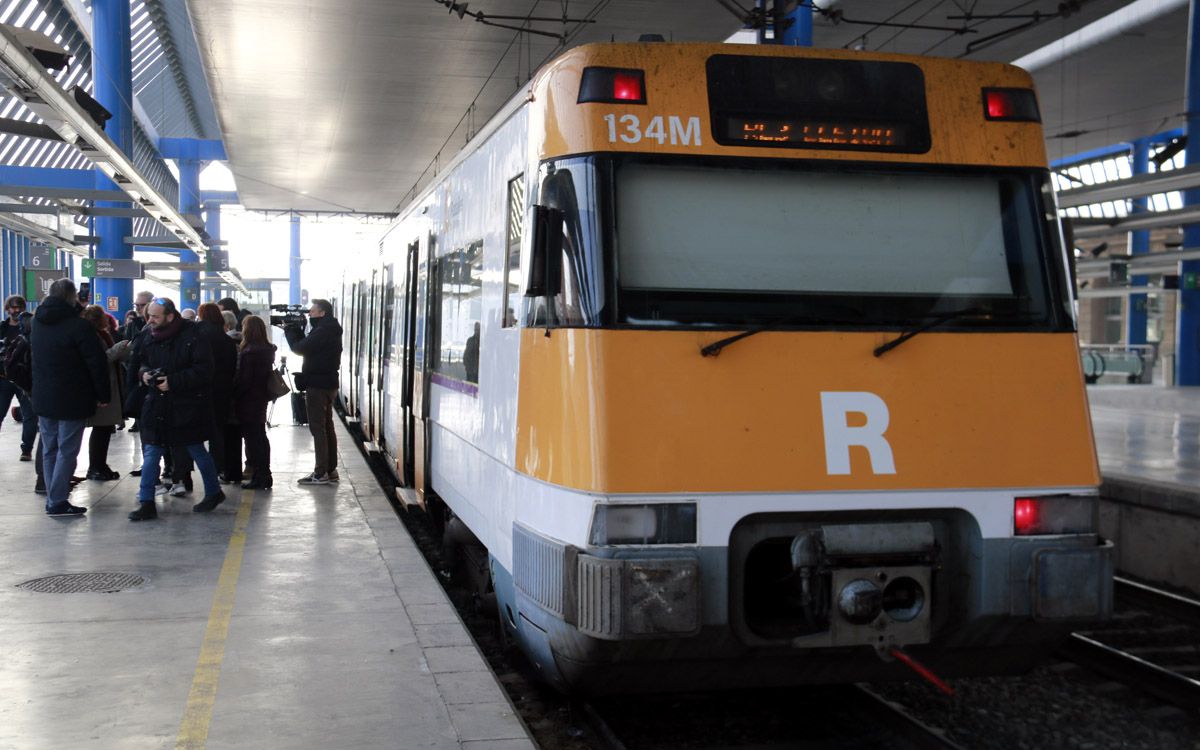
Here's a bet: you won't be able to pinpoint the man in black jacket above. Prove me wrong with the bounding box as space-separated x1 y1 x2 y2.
284 298 343 485
0 294 36 459
32 279 109 516
126 297 224 520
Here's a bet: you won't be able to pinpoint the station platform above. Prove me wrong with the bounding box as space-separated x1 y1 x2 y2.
1088 385 1200 597
0 415 533 749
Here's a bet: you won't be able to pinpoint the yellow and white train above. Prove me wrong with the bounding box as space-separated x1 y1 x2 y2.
337 41 1112 693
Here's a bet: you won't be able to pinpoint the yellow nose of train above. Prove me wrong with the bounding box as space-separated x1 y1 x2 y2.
517 328 1098 494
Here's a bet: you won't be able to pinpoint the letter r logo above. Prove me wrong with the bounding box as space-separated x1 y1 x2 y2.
820 392 897 475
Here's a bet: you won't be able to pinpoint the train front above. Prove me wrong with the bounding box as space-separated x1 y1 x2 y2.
505 42 1112 693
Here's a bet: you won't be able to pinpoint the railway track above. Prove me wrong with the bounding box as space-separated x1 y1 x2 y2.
1060 576 1200 710
576 684 963 750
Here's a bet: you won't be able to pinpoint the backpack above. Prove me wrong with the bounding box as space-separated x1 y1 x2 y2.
4 333 32 393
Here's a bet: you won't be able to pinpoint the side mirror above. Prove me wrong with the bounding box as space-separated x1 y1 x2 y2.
525 205 563 298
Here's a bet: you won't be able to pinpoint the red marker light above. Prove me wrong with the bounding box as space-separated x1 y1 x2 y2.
986 91 1013 119
578 67 647 104
1014 497 1039 535
612 72 642 101
982 88 1041 122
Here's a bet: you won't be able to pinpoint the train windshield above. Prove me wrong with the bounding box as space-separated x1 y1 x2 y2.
608 158 1073 331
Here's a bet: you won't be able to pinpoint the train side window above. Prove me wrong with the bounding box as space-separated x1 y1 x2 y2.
502 174 524 328
432 240 484 384
524 158 605 328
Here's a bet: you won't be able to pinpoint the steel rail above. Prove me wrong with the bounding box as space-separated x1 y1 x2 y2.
1114 576 1200 628
576 701 627 750
1059 633 1200 710
850 685 965 750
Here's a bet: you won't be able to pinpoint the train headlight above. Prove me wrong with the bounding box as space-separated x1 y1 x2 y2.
589 503 697 546
1014 495 1097 536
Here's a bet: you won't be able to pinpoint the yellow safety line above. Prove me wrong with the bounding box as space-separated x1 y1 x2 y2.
175 491 255 750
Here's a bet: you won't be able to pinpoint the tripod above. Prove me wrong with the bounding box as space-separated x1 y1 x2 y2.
266 356 290 428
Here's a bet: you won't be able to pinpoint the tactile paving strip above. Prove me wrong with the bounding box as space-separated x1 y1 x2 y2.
16 572 145 594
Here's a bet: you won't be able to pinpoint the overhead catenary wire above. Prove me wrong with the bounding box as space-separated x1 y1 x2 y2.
919 0 1039 55
396 1 543 211
398 0 610 212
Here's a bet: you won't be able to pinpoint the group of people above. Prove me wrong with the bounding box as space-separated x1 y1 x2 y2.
0 280 344 520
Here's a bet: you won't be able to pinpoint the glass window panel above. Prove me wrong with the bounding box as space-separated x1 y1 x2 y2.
501 175 524 328
618 164 1016 296
434 241 483 383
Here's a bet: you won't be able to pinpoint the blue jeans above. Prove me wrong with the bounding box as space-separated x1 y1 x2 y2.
0 379 36 453
39 417 85 507
139 443 220 502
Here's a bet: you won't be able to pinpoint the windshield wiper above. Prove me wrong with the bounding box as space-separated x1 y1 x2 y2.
700 310 864 358
873 307 1034 358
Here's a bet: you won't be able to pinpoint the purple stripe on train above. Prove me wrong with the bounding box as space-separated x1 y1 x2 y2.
430 372 479 398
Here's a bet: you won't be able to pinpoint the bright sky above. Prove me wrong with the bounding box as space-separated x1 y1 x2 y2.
200 162 387 306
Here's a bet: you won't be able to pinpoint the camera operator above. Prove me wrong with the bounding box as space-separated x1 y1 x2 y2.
126 297 225 520
282 299 343 485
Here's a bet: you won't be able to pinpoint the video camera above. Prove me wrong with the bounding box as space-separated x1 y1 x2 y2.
270 303 307 328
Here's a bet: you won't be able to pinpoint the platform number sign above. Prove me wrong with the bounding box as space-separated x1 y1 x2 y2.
29 244 54 270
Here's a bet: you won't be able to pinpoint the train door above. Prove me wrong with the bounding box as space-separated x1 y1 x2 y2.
345 282 359 418
412 234 436 503
350 282 364 422
376 263 395 455
365 269 378 442
399 240 419 487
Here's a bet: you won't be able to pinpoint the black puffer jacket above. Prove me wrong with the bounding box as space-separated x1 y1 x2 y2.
31 296 109 419
128 318 214 446
197 320 237 423
284 315 342 389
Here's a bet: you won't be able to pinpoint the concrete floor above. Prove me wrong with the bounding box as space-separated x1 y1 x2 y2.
0 414 532 749
1088 384 1200 487
1087 385 1200 596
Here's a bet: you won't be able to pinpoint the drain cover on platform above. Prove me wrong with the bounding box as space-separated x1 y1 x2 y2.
16 572 145 594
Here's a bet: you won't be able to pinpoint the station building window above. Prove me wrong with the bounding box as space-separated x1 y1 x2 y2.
433 240 483 384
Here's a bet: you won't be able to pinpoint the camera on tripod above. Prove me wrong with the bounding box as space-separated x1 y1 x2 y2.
270 304 307 328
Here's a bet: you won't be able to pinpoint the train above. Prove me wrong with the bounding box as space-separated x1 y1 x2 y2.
332 41 1113 694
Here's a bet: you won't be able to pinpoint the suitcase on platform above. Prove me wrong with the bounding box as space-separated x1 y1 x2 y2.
291 390 308 425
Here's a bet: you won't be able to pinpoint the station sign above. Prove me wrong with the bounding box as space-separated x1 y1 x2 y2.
81 258 144 279
205 248 229 273
29 244 55 270
23 268 60 301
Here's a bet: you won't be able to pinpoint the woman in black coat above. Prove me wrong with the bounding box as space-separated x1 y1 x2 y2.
166 303 240 493
234 315 275 489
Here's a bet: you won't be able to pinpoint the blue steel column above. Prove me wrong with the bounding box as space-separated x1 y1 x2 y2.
6 231 11 297
289 213 301 305
3 231 10 297
780 1 813 45
92 0 134 316
1127 138 1151 345
204 198 222 302
177 159 201 309
1178 0 1200 383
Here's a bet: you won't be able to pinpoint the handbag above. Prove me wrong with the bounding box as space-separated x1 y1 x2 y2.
267 368 291 401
